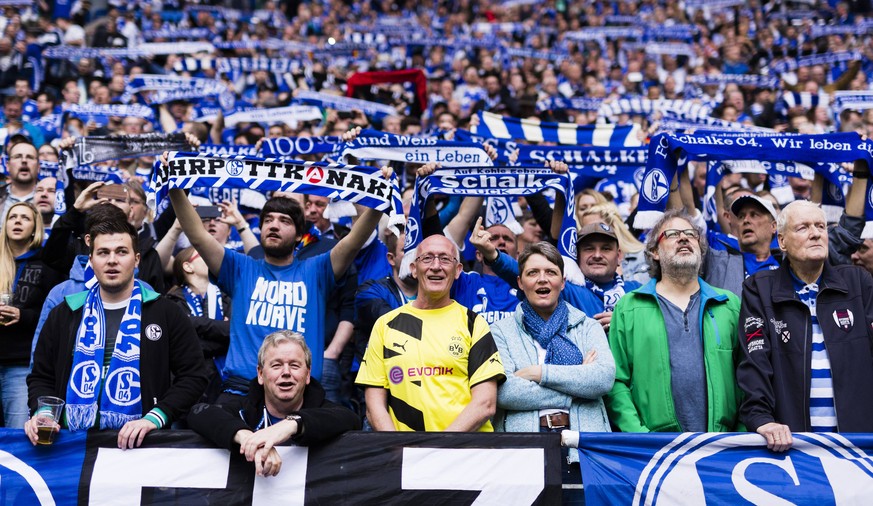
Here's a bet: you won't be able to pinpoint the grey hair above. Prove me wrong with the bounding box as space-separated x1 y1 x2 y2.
644 209 708 281
776 200 823 235
257 330 311 369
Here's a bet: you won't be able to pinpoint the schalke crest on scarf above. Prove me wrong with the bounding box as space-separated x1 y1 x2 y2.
404 166 582 280
635 132 873 233
148 152 405 233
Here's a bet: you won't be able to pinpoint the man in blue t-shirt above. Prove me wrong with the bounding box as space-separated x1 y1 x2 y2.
169 171 389 400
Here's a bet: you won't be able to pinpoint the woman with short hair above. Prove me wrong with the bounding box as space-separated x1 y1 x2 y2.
490 242 614 505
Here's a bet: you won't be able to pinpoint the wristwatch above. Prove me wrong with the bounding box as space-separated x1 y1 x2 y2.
285 414 303 435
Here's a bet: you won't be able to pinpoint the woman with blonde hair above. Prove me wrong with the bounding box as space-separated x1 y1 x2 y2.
578 203 650 285
574 189 608 228
0 202 60 428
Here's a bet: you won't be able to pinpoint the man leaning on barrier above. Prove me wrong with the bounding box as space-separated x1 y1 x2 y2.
26 217 207 449
738 200 873 452
188 331 360 477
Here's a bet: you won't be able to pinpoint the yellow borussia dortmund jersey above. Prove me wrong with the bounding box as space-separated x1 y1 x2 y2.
356 301 505 431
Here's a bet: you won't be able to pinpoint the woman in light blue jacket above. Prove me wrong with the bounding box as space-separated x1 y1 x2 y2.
490 242 615 504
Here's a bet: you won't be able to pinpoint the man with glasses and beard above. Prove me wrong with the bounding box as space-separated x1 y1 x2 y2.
356 234 506 432
606 210 744 433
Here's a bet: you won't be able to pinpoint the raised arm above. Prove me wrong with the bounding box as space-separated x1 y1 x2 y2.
168 186 225 276
330 166 393 279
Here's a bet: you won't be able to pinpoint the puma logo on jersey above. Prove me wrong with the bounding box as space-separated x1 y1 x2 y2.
392 340 408 352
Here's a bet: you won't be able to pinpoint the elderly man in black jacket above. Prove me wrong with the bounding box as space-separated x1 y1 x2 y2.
187 330 360 477
738 200 873 453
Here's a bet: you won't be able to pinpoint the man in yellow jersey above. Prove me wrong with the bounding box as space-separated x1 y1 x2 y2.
356 234 505 431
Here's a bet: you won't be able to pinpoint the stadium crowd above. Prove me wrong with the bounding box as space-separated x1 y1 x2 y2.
3 0 873 500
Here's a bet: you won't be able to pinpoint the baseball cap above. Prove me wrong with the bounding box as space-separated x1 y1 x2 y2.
577 222 618 244
731 194 778 221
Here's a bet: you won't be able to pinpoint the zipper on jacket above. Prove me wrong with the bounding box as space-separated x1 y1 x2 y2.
708 309 720 346
803 312 810 432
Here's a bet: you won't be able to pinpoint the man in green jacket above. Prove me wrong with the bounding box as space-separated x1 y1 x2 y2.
606 209 743 433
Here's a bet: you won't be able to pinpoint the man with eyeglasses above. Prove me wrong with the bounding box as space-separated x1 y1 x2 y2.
737 200 873 452
1 140 39 221
356 234 506 432
606 209 744 433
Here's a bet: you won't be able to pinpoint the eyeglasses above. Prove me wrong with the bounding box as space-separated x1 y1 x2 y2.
416 254 457 266
656 228 699 244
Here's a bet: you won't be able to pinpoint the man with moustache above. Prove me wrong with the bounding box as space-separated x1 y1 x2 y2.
738 201 873 452
606 210 743 433
1 140 38 221
356 234 505 432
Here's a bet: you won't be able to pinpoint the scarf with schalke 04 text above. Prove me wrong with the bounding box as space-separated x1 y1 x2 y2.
404 166 584 282
66 282 144 431
635 131 873 232
148 152 404 232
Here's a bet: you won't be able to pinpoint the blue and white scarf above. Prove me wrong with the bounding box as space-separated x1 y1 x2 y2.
212 39 316 53
485 197 523 235
831 91 873 126
216 57 298 74
44 42 214 60
636 132 873 230
585 274 626 312
199 144 260 157
623 42 695 57
404 166 581 278
599 98 712 122
684 0 744 7
520 300 581 365
565 27 644 42
501 47 569 63
770 51 862 76
645 25 697 41
142 28 211 41
66 283 143 431
686 74 780 89
70 165 127 184
261 136 342 157
536 97 604 113
123 75 226 104
339 129 492 167
811 24 873 38
776 91 825 117
659 109 771 132
182 284 224 320
62 104 156 127
293 90 397 119
148 152 404 231
515 145 647 167
472 111 641 147
223 105 322 127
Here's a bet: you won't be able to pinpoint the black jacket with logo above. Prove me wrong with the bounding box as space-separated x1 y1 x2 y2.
27 286 207 425
737 260 873 432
